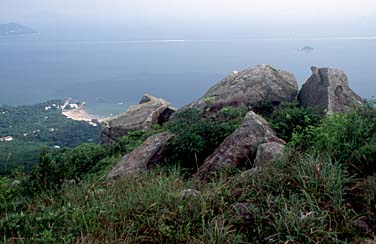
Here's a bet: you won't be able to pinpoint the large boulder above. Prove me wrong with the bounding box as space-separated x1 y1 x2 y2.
194 111 285 180
298 67 364 115
254 142 285 167
186 65 298 114
101 94 176 144
107 132 174 179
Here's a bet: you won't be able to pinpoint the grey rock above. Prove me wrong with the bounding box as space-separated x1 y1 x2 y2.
254 142 285 167
65 179 77 185
231 203 254 221
139 94 153 104
362 240 376 244
186 65 298 114
298 66 364 115
11 180 21 187
107 132 174 179
352 218 370 234
194 111 285 180
100 94 176 144
179 189 201 200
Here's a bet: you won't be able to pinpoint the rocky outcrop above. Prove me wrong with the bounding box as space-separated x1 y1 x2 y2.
298 67 364 115
254 142 285 167
194 111 285 180
107 132 174 179
186 65 298 114
101 94 176 144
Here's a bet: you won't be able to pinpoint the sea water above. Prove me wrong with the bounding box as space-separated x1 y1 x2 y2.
0 35 375 116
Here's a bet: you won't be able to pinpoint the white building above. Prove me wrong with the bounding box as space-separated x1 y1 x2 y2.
0 136 13 142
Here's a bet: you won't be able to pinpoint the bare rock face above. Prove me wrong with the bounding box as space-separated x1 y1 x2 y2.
254 142 285 167
107 132 174 179
101 94 176 144
194 111 285 180
187 65 298 114
298 67 364 115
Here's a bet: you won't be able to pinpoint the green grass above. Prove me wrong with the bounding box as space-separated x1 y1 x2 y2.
1 104 375 243
1 151 374 243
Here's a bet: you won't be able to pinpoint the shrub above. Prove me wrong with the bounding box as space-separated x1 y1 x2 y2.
115 126 164 155
218 106 247 123
165 109 242 173
0 176 24 211
24 144 107 194
291 105 376 177
268 102 322 142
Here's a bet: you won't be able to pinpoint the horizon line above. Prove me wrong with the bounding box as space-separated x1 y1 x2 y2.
1 36 376 44
54 36 376 44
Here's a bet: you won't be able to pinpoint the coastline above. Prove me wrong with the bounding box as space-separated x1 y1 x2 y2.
0 32 39 38
62 105 109 123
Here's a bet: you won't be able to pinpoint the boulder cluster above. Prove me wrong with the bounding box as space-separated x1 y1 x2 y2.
103 65 364 180
100 94 176 144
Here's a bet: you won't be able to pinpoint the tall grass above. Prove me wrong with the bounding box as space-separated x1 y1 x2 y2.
2 151 370 243
1 105 375 243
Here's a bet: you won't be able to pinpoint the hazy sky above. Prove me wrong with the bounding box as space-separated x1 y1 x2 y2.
1 0 376 39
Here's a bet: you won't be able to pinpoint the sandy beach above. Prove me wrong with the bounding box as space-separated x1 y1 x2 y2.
62 106 109 123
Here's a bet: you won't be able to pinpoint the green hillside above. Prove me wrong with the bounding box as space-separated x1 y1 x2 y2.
0 100 101 175
1 101 375 243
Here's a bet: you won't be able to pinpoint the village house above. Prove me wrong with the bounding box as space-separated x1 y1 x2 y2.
0 136 13 142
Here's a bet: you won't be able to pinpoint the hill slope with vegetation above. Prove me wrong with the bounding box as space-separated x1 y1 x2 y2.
0 100 101 175
1 100 375 243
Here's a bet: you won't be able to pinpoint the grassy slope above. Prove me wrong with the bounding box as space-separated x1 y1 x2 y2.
1 155 373 243
1 104 376 243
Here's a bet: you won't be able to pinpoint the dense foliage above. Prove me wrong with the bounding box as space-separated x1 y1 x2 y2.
0 100 101 174
23 130 158 195
19 108 243 195
1 103 376 243
291 102 376 177
268 101 322 141
165 108 246 173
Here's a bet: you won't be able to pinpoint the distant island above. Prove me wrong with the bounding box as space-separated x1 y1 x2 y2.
299 46 314 52
0 22 37 37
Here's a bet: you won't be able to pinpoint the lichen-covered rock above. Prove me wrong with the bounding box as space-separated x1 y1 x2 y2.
107 132 174 179
298 67 364 115
187 65 298 114
254 142 285 167
194 111 285 180
100 94 176 144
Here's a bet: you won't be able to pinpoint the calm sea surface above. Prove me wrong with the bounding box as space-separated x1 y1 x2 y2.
0 36 375 116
